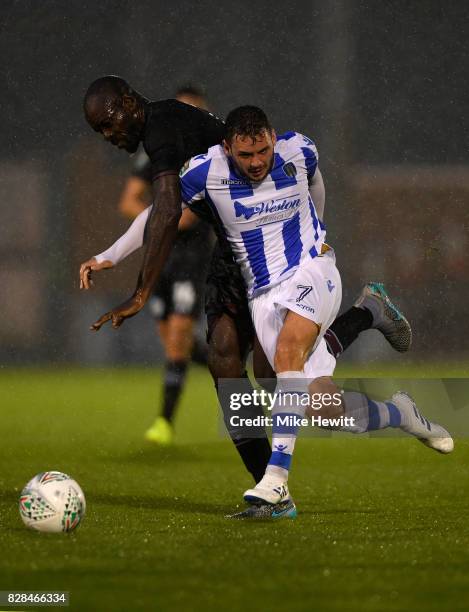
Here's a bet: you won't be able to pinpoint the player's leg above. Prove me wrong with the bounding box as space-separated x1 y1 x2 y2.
244 311 322 505
244 251 343 504
247 343 454 506
145 276 197 445
160 313 194 420
313 385 453 453
205 245 272 484
158 319 168 346
207 311 272 484
324 282 412 359
252 335 276 392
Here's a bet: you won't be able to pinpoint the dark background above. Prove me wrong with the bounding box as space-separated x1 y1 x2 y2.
1 0 468 365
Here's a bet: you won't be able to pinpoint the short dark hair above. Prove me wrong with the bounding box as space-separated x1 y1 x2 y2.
84 75 130 103
224 106 272 143
174 83 206 100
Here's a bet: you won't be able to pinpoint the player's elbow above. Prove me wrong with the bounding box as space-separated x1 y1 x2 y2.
148 205 181 235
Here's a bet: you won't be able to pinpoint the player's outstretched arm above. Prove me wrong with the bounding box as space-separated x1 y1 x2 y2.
90 173 181 331
79 205 152 290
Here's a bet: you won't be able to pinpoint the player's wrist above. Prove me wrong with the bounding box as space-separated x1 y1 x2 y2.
134 286 150 306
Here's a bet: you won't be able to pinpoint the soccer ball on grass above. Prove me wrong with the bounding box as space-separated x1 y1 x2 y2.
19 471 86 533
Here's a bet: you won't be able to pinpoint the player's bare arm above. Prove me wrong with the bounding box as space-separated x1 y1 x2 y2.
137 171 182 300
90 173 181 331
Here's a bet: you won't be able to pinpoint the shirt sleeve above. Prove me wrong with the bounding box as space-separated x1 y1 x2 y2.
294 132 319 182
130 149 152 183
143 112 181 180
94 205 152 265
179 154 212 205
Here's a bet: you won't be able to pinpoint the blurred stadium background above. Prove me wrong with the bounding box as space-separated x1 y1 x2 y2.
2 4 469 611
1 0 468 368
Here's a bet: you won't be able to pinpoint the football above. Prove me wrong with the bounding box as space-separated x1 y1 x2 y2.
19 471 86 533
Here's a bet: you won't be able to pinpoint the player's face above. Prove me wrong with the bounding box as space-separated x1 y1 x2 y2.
224 130 276 182
86 95 142 154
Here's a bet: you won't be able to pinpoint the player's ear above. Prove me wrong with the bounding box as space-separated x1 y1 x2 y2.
122 94 137 113
222 139 231 155
271 129 277 146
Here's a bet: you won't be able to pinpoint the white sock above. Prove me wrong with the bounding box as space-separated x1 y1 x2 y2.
265 372 309 482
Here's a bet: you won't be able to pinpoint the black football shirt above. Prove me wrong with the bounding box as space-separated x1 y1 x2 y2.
142 99 225 180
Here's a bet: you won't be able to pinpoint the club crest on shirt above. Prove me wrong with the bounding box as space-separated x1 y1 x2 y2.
283 162 297 178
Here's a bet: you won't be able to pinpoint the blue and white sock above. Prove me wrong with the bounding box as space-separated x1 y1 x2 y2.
338 391 402 433
266 372 309 482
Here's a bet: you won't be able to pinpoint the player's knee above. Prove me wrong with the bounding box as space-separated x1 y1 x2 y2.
306 397 343 419
305 379 344 419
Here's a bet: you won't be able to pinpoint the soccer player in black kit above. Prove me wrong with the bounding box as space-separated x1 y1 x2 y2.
82 76 412 502
118 85 212 445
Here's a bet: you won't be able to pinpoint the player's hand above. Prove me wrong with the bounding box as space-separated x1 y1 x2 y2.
90 292 146 331
79 257 114 290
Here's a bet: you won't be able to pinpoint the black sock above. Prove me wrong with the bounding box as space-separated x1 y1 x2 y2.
162 360 188 423
325 306 373 358
233 437 272 484
216 371 271 483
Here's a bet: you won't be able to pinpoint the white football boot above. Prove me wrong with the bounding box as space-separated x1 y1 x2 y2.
391 391 454 453
243 475 291 505
354 282 412 352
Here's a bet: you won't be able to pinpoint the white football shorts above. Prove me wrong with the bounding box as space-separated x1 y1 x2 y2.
249 250 342 381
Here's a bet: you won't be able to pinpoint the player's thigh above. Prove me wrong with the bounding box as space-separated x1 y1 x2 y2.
253 335 276 392
205 246 253 377
276 253 342 340
207 313 245 379
274 310 320 373
249 288 285 371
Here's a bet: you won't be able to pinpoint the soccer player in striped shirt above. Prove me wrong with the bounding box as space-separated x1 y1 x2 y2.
179 106 453 516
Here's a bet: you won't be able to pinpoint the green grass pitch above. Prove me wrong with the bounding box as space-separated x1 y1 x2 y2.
1 366 468 611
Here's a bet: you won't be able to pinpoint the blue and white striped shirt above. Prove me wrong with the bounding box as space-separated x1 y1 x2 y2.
180 131 325 297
